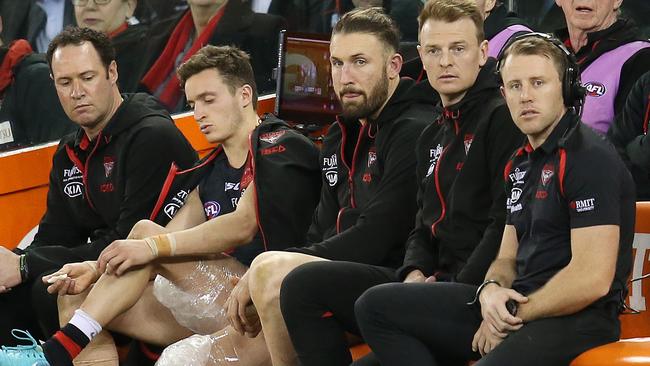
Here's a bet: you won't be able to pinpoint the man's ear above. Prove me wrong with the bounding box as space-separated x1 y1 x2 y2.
500 85 506 98
387 52 403 80
478 39 489 67
108 60 118 84
240 84 253 108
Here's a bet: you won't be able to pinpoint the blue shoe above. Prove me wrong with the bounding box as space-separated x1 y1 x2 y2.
0 329 49 366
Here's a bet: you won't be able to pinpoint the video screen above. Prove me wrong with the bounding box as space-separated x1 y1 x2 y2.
275 32 342 125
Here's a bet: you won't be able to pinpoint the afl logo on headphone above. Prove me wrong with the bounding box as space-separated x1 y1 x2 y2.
584 82 606 97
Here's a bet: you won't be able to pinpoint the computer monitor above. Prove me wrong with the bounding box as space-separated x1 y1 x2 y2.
275 31 342 125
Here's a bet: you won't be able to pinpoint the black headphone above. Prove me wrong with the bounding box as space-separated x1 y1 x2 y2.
495 32 586 112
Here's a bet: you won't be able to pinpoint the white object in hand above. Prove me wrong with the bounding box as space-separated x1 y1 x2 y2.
47 273 68 284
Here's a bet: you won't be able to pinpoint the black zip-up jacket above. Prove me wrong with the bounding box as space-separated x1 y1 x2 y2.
608 71 650 200
289 78 437 269
398 59 524 285
556 19 650 116
22 93 197 279
150 114 321 250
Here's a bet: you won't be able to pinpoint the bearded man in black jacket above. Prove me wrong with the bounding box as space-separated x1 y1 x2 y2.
276 1 524 365
223 7 437 366
0 27 197 347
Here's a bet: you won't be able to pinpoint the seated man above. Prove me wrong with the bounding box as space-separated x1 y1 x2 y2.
555 0 650 133
0 26 196 347
355 32 634 366
0 44 321 366
225 7 437 366
279 0 523 364
608 71 650 200
138 0 284 112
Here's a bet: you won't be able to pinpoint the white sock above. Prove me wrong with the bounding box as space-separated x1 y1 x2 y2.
68 309 103 341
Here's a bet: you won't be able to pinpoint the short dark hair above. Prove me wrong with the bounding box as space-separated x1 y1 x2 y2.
47 26 115 75
332 7 400 54
177 45 258 109
418 0 484 42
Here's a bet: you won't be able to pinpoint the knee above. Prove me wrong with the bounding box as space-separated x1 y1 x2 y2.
248 252 290 309
354 283 397 328
127 219 161 239
279 263 316 314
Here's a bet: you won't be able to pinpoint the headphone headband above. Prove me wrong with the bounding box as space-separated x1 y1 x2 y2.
495 32 586 112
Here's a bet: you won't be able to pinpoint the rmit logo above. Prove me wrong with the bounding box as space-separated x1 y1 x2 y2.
584 82 606 97
570 198 595 213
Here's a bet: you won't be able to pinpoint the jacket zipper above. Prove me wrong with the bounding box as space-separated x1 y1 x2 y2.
430 117 460 235
335 121 367 232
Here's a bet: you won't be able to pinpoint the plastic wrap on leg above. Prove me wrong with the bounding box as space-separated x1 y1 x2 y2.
155 331 240 366
152 260 241 334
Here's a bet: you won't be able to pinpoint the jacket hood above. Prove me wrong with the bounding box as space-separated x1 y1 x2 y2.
439 58 500 115
72 92 171 145
363 77 438 127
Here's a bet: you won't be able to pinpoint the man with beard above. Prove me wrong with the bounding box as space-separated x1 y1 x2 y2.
278 0 524 364
225 7 436 366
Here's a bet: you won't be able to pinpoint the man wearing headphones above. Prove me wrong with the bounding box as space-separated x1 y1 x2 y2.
354 32 635 366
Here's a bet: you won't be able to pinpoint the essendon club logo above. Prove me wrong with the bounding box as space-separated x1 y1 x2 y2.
584 82 606 97
464 134 474 155
103 156 115 178
540 164 554 186
259 130 286 144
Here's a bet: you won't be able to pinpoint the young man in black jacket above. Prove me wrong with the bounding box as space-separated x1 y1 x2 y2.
608 71 650 200
356 31 633 366
223 7 436 366
2 44 321 366
277 1 523 365
0 27 197 347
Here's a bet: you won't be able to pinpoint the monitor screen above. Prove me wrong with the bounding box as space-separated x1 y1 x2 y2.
275 31 342 125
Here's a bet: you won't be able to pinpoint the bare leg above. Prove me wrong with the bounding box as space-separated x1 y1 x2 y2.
248 252 326 366
58 257 255 364
58 292 119 366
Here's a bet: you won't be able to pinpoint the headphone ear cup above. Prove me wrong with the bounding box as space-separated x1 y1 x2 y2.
562 67 572 107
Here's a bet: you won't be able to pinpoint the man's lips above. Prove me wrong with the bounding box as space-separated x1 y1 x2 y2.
575 6 593 13
74 104 91 111
520 108 540 118
199 124 211 132
438 74 457 80
83 18 102 26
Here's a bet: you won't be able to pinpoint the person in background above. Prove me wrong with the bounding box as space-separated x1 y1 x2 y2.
555 0 650 134
0 15 75 148
73 0 147 93
0 0 76 52
608 71 650 200
138 0 284 113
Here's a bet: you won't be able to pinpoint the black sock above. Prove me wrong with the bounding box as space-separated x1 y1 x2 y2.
42 323 90 366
